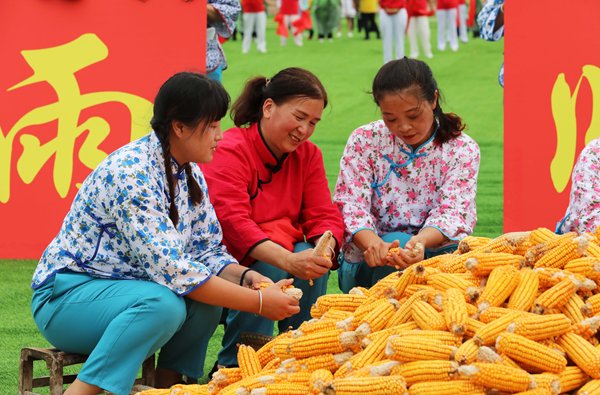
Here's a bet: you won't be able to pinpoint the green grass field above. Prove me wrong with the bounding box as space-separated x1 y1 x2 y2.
0 21 504 393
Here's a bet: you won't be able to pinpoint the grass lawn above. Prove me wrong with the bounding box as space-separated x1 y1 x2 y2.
0 19 504 393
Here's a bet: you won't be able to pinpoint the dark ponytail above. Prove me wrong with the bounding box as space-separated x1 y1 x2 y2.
372 58 464 145
150 72 230 226
231 67 328 127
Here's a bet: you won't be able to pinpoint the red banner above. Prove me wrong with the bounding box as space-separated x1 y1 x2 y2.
504 0 600 232
0 0 205 258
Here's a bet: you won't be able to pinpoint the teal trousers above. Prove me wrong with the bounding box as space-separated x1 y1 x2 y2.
217 242 329 367
337 231 458 293
32 272 221 395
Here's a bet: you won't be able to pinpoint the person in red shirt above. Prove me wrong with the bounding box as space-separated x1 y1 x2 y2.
457 0 469 43
407 0 434 58
436 0 459 51
202 67 344 368
241 0 267 54
378 0 407 63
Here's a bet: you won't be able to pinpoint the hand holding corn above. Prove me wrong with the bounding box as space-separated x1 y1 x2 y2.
259 278 301 321
387 240 425 269
284 248 332 281
364 239 401 267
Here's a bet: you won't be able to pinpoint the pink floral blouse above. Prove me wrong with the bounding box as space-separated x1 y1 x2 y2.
559 138 600 234
334 120 480 263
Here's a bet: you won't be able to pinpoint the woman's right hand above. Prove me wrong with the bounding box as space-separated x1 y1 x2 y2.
259 279 301 320
283 250 332 280
364 239 400 267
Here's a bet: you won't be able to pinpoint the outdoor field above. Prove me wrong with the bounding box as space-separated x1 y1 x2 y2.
0 20 504 393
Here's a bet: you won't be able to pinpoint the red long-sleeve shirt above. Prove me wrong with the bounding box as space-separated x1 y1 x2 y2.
379 0 406 9
201 123 344 267
437 0 458 9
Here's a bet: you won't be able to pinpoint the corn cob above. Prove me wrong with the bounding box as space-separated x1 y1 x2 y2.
320 309 353 321
348 360 400 378
167 384 210 395
393 360 459 385
249 383 309 395
385 335 456 362
362 321 419 346
477 305 528 324
473 310 523 345
218 373 277 395
334 333 389 378
529 227 560 245
577 379 600 395
385 290 428 328
533 278 576 314
328 375 408 395
278 351 353 374
558 366 590 393
588 239 600 258
407 380 485 395
458 236 493 254
454 339 479 365
442 288 468 335
511 389 555 395
238 344 263 378
464 317 485 338
572 316 600 340
261 357 281 371
272 336 293 359
564 257 600 281
309 369 333 394
313 294 367 315
357 298 398 333
534 267 565 289
289 330 359 359
559 293 588 323
411 301 447 331
585 294 600 316
524 233 576 265
477 265 520 308
495 332 567 373
208 367 243 393
292 316 354 338
506 313 572 341
427 273 476 293
465 252 523 277
533 235 589 269
458 363 533 392
508 268 540 311
557 332 600 379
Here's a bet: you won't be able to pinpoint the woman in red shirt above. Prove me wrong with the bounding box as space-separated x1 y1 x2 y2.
407 0 434 58
202 67 344 368
436 0 459 51
379 0 408 63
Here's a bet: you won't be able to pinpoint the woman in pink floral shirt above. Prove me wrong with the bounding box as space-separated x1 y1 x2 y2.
334 58 480 292
557 137 600 235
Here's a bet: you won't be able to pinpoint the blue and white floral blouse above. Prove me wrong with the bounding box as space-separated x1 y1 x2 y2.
477 0 504 87
207 0 241 73
32 131 236 295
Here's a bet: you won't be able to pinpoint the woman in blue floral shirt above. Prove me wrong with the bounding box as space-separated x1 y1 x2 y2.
30 72 300 395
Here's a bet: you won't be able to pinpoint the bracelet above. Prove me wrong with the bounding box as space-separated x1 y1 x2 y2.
239 268 253 286
257 289 263 316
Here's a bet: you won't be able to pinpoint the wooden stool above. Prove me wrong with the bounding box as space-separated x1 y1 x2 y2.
18 347 155 395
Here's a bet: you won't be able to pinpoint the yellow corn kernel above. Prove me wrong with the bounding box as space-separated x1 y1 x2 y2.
458 363 533 393
473 310 523 346
167 384 211 395
495 333 567 373
577 379 600 395
443 288 468 335
385 335 456 362
511 389 555 395
564 257 600 281
407 380 485 395
217 373 277 395
477 265 520 308
358 298 398 333
454 339 479 365
465 252 523 277
557 366 590 393
392 264 428 295
508 268 540 311
533 279 576 314
557 332 600 379
524 232 577 265
314 294 367 315
238 344 262 379
289 330 359 359
588 239 600 258
411 300 447 331
320 309 353 321
393 360 459 385
507 313 572 341
329 375 407 395
309 369 333 395
459 236 493 254
478 306 529 324
464 316 485 338
363 322 419 346
208 367 243 393
533 235 589 269
585 294 600 316
272 336 293 360
529 372 561 393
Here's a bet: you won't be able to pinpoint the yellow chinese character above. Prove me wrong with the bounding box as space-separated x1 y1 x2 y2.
0 33 152 203
550 65 600 193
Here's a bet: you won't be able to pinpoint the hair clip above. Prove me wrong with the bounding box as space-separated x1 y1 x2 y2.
265 78 271 87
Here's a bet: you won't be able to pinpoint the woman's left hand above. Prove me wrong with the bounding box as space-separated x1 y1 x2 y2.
242 270 272 289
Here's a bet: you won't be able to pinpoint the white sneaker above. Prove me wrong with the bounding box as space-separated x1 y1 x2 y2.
348 32 353 38
336 31 342 38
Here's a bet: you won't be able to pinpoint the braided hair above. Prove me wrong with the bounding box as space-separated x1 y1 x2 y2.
150 72 230 226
